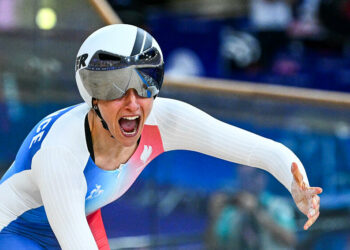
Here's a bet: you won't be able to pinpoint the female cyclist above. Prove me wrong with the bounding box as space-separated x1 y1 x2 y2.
0 24 322 249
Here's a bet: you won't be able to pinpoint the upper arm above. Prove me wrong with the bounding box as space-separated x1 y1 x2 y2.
32 146 98 250
153 97 263 164
152 98 309 192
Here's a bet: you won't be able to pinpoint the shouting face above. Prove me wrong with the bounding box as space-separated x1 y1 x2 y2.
95 89 154 147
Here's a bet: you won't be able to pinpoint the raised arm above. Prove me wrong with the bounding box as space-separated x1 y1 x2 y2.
153 97 307 192
153 98 321 229
32 146 98 250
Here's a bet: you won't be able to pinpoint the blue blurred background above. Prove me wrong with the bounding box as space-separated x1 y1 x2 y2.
1 0 350 249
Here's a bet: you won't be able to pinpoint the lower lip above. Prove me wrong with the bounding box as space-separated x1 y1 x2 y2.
120 127 138 137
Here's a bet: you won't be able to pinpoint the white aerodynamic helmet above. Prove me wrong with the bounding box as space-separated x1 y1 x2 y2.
75 24 164 107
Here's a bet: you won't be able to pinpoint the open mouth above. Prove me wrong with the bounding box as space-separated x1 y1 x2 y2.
118 115 140 137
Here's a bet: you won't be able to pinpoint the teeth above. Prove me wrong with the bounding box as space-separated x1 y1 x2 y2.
121 127 137 135
123 116 139 120
124 131 136 135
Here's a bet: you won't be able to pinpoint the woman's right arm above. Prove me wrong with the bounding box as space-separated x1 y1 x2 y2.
32 146 98 250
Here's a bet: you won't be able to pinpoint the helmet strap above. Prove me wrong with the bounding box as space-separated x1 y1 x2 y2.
92 103 115 139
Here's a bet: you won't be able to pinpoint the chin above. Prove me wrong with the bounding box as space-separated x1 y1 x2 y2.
122 135 141 147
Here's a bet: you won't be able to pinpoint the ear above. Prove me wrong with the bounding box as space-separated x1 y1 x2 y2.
92 98 98 108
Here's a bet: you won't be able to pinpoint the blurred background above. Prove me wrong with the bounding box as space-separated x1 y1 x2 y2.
1 0 350 249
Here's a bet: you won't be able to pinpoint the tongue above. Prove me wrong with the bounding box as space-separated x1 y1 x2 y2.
119 118 137 132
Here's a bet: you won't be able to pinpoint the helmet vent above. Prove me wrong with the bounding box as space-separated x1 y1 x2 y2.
98 53 121 62
139 50 156 60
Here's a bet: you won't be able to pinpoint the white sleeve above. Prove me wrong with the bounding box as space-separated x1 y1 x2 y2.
153 98 309 192
31 146 98 250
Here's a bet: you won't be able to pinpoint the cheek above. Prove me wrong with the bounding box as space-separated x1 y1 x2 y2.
142 99 154 118
100 102 122 121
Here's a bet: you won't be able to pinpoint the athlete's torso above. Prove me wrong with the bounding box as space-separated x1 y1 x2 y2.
0 103 164 246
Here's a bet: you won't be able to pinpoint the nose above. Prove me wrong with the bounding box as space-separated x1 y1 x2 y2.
123 89 140 111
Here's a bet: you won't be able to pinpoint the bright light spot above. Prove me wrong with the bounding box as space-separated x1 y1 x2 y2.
36 8 57 30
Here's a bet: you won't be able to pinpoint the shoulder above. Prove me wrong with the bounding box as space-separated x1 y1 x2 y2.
149 97 212 126
146 97 189 126
27 104 91 174
32 145 88 189
150 97 199 119
153 97 189 108
40 103 90 156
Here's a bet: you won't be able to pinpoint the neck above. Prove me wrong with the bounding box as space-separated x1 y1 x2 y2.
88 110 138 171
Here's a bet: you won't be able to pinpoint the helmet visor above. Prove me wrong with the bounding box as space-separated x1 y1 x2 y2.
78 47 164 100
79 65 163 100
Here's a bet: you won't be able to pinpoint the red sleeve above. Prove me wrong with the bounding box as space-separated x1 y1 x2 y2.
87 209 110 250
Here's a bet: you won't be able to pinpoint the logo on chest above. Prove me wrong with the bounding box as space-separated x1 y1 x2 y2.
86 184 104 200
140 145 152 164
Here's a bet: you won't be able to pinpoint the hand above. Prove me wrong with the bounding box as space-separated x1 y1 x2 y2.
291 162 322 230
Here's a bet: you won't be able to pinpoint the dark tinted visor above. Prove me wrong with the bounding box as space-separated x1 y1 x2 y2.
79 64 164 100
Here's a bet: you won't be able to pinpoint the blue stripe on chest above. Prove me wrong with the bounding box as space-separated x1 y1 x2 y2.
83 158 122 215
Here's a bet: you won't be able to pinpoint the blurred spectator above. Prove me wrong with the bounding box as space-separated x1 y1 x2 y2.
220 28 261 70
207 166 296 250
289 0 322 37
166 48 205 78
250 0 296 67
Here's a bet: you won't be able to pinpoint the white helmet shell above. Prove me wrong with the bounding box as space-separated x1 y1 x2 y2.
75 24 163 107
